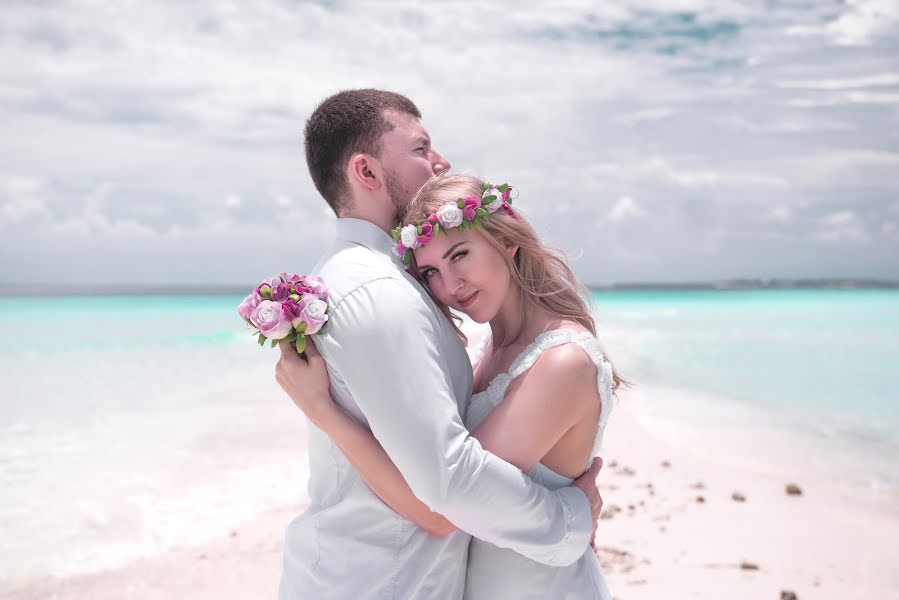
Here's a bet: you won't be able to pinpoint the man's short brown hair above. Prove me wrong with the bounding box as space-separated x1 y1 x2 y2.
304 89 421 215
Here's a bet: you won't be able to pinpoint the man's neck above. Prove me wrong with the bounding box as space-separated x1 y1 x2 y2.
339 209 395 236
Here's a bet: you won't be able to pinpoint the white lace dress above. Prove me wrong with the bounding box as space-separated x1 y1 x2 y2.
463 328 614 600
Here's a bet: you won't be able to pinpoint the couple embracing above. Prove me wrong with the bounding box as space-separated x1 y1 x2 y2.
275 89 624 599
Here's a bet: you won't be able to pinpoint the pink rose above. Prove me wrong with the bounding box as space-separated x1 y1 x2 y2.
463 196 480 221
302 276 329 301
298 296 329 334
237 291 261 324
417 221 434 245
278 272 302 284
394 241 407 258
251 300 294 340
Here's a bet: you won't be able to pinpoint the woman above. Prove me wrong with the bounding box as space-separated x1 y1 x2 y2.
285 174 624 599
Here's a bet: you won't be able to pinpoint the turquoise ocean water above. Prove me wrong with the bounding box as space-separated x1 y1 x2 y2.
0 289 897 588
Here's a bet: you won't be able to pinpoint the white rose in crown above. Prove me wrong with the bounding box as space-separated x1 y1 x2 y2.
400 224 420 249
436 201 463 228
482 187 505 213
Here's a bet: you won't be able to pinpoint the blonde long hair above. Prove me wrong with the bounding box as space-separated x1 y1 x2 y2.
403 173 627 393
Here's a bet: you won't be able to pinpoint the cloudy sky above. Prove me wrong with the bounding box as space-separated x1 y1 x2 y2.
1 0 898 286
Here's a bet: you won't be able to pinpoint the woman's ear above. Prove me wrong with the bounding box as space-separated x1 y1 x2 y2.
348 154 382 192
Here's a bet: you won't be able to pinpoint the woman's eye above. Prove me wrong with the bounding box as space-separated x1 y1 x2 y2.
451 251 467 262
422 269 435 279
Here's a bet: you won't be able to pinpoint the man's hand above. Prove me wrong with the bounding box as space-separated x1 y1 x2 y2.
275 339 336 425
572 457 603 550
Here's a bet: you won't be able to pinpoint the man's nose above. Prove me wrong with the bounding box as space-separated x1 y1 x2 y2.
432 150 451 174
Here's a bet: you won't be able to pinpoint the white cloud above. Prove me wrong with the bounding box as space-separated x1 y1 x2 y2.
777 72 899 90
607 196 646 223
0 0 896 285
814 210 869 243
0 177 50 223
785 0 899 46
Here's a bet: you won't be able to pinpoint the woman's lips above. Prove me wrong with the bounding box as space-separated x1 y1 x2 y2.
458 291 479 309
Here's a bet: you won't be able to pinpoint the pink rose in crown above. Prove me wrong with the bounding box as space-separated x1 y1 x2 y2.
394 240 407 258
417 221 434 245
463 196 480 221
251 300 294 340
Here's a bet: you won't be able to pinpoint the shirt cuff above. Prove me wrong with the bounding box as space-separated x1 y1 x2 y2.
553 486 593 566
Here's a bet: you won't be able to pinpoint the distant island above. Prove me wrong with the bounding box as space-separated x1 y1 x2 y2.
592 278 899 290
1 278 898 298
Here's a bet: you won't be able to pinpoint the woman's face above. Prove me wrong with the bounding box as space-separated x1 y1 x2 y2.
414 227 516 323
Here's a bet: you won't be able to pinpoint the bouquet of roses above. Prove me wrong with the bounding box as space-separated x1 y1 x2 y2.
237 272 329 354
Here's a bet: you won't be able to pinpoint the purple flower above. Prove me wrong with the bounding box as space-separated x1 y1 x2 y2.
282 298 303 322
272 282 292 302
237 291 262 324
251 300 294 340
394 241 407 258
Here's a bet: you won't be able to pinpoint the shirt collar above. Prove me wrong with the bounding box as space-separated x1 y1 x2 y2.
335 218 404 268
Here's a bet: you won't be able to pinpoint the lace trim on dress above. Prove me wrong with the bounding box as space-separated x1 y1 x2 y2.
476 328 615 463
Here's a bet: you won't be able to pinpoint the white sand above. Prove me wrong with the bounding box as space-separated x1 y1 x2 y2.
5 382 898 599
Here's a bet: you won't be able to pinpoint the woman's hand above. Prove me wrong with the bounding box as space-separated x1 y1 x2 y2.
275 339 337 425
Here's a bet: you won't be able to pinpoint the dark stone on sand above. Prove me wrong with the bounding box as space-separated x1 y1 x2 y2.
609 460 619 468
619 467 636 476
786 483 802 496
230 530 239 537
732 492 746 502
696 495 705 503
739 561 759 570
781 591 798 600
661 460 671 468
690 481 705 490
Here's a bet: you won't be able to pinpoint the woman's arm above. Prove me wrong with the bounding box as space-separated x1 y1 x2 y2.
471 344 599 473
310 402 457 536
276 341 456 536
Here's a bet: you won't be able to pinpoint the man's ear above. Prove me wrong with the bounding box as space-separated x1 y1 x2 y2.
348 154 383 192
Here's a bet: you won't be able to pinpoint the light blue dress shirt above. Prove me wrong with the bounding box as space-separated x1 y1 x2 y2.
278 218 593 600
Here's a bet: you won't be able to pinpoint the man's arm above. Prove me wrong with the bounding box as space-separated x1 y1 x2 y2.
315 277 593 566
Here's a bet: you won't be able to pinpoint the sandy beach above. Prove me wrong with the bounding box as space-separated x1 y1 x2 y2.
5 379 898 600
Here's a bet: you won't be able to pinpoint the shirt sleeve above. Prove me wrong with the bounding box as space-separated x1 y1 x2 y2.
317 276 593 566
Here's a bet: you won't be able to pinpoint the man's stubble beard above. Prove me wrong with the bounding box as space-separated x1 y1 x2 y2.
385 169 414 225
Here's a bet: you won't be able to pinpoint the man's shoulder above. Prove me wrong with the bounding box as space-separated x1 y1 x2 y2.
314 244 413 310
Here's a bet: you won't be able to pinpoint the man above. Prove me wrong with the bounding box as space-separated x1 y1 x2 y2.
276 89 603 599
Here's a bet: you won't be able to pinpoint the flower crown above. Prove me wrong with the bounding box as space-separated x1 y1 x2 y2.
391 181 514 265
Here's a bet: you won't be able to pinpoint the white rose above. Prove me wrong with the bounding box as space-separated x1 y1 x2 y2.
299 297 329 334
436 201 463 228
482 187 504 213
400 224 420 249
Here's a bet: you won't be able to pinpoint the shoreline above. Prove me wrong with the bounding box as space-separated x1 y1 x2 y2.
4 382 897 599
